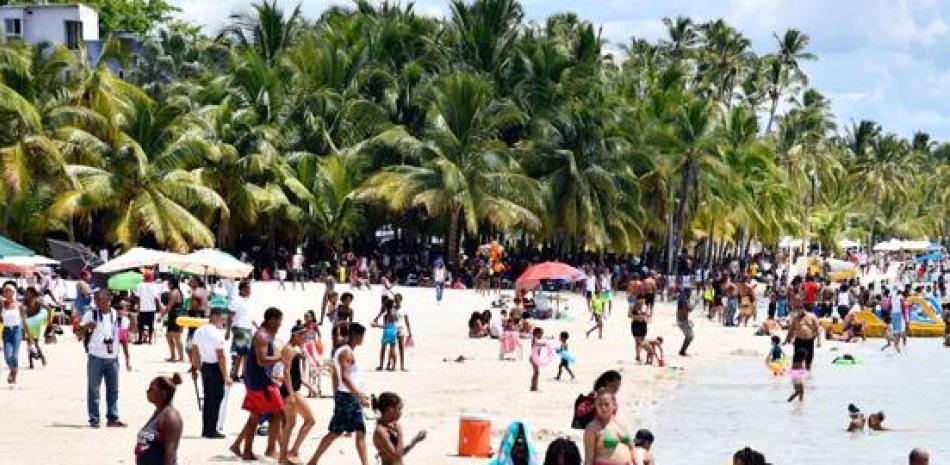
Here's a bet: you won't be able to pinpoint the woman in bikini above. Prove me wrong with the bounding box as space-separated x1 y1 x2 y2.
583 391 637 465
628 297 649 364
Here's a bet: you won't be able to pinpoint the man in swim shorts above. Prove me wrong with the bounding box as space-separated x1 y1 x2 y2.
784 307 820 370
227 281 256 381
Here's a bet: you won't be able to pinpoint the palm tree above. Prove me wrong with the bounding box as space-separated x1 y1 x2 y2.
51 86 227 251
765 29 815 132
448 0 523 76
361 71 539 267
220 0 303 67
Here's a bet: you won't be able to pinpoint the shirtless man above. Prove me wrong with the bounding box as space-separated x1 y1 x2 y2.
737 277 756 327
723 276 739 326
626 273 644 311
820 280 835 319
643 273 657 317
784 306 821 371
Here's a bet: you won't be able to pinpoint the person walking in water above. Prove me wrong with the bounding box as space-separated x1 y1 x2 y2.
784 305 820 371
308 323 371 465
231 307 286 461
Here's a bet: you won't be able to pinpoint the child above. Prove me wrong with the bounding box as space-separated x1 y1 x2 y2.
555 331 576 381
787 349 807 402
373 297 399 371
634 429 655 465
530 327 543 392
703 281 715 319
585 289 604 339
765 335 785 376
372 392 426 465
644 336 664 365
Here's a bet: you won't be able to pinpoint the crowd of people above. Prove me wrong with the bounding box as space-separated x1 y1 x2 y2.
1 245 946 465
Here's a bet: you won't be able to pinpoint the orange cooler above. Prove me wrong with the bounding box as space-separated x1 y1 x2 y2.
458 414 491 457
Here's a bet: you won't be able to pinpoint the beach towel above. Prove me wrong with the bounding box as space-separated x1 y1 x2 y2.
488 421 540 465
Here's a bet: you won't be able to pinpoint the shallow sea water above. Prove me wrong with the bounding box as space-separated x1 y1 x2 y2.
653 340 950 464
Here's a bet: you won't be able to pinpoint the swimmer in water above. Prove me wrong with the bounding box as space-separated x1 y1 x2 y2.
846 404 866 432
787 349 806 402
868 411 888 431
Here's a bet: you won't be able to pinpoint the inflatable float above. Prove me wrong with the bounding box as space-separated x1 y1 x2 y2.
175 316 209 329
906 296 945 337
819 309 887 338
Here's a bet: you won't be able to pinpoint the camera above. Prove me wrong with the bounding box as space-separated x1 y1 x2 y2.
104 338 114 354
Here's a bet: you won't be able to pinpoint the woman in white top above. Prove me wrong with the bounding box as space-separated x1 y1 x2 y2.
308 323 371 465
2 283 30 384
836 285 852 320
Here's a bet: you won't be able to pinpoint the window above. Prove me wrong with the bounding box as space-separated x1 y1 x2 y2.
4 18 22 42
64 20 82 50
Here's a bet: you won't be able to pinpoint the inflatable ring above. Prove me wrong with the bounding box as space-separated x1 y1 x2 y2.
26 309 49 339
530 344 557 366
832 356 860 365
559 350 576 365
175 316 208 329
767 358 787 375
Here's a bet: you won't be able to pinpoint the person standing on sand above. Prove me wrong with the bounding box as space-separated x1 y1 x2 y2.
2 283 30 384
291 248 306 291
737 277 756 326
162 275 185 363
629 289 649 363
676 287 695 356
308 323 371 465
227 280 257 381
281 322 319 463
231 307 286 461
784 306 820 371
643 273 657 316
135 270 160 344
433 260 447 304
626 273 643 313
135 374 183 465
82 288 128 427
190 307 231 438
724 276 739 326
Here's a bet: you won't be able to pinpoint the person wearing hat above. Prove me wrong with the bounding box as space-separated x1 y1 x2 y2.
134 269 160 344
190 307 231 438
634 429 655 465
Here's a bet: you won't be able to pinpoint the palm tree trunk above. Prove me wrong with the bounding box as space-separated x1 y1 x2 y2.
445 204 462 271
766 94 779 132
868 188 882 252
670 157 696 275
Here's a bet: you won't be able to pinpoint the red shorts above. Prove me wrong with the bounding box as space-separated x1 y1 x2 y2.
241 385 285 414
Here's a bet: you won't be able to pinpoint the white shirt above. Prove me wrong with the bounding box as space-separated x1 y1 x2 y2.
837 291 851 307
292 254 304 270
192 324 226 364
229 295 255 330
333 345 362 393
586 278 596 292
433 267 447 283
82 308 128 359
600 275 612 291
135 281 159 312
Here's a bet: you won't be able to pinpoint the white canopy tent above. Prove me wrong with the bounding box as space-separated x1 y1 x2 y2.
0 255 59 267
94 247 182 273
873 239 902 252
167 249 253 279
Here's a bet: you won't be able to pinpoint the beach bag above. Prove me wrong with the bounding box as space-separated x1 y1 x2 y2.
571 393 595 429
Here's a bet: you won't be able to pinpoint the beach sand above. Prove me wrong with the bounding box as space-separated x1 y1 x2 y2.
1 282 767 464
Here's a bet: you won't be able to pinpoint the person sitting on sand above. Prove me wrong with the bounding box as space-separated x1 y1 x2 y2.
634 429 655 465
469 312 489 338
643 336 664 365
846 404 866 432
490 421 539 465
583 391 636 465
372 392 426 465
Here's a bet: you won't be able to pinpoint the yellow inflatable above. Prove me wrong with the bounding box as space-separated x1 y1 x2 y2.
906 296 946 337
820 309 887 338
175 316 209 329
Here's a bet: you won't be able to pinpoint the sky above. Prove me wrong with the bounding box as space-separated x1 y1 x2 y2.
170 0 950 141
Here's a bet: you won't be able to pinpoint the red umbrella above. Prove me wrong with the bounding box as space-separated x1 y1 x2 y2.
516 261 586 290
0 262 33 274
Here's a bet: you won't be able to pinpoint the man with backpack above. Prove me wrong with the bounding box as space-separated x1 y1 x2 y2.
80 288 130 428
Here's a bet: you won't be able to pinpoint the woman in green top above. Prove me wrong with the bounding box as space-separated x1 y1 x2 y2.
585 290 605 339
583 391 636 465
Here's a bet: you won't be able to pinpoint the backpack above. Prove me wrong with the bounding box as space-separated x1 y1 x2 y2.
571 392 596 429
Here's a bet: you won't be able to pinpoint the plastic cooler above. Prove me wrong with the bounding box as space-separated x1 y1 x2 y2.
458 413 492 457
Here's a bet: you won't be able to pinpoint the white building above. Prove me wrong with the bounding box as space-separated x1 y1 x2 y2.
0 3 99 51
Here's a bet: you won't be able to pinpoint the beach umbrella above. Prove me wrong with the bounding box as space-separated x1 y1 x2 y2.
95 247 181 273
47 239 103 277
0 262 33 274
516 261 586 290
108 271 144 291
168 249 253 278
0 255 59 267
0 235 34 258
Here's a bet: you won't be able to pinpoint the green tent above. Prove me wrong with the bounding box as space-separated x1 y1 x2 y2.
0 235 34 258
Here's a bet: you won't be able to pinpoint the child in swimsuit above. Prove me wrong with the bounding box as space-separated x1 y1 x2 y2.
555 331 576 381
529 327 543 392
643 337 664 365
372 392 426 465
765 335 785 376
787 349 806 402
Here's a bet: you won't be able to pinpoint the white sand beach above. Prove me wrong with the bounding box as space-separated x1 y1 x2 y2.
2 282 769 464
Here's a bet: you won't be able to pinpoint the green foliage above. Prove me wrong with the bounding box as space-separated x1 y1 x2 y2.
10 0 179 36
0 0 947 257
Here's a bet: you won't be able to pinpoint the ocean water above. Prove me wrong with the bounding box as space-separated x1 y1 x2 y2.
653 341 950 464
